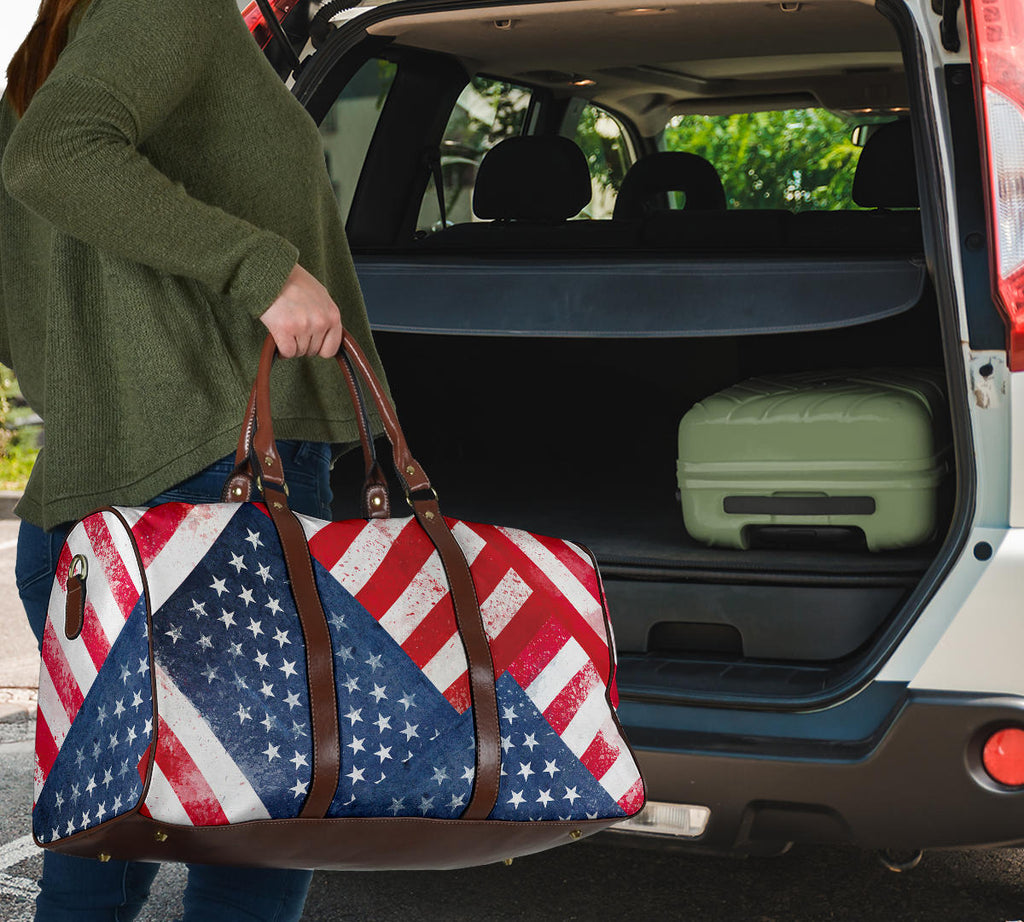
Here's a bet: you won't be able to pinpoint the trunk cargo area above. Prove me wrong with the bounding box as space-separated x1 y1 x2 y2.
332 270 952 700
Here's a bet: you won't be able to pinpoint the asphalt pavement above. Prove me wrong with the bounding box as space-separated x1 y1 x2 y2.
4 509 1024 920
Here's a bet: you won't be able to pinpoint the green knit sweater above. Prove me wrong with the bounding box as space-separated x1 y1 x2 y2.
0 0 386 530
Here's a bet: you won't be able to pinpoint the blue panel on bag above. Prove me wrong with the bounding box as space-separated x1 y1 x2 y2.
34 600 154 844
311 561 477 818
487 673 625 822
150 505 314 819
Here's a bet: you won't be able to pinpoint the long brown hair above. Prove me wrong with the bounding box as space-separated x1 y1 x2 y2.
6 0 90 117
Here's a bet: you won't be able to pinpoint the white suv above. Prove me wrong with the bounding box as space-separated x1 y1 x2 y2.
248 0 1024 856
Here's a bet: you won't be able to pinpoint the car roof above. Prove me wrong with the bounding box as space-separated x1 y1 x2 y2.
319 0 908 131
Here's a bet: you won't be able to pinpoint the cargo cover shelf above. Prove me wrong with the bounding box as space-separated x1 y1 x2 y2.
355 255 927 338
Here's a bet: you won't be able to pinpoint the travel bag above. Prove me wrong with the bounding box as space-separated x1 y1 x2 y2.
32 334 644 869
676 369 950 551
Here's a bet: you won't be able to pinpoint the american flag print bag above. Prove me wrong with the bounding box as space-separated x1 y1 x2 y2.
31 334 645 870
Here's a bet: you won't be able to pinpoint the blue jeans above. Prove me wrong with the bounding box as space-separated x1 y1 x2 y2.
16 441 333 922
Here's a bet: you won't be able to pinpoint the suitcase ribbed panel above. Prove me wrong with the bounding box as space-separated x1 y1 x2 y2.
677 370 950 551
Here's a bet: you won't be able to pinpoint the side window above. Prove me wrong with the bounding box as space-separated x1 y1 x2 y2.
417 77 533 233
658 110 865 210
319 59 398 220
572 104 635 220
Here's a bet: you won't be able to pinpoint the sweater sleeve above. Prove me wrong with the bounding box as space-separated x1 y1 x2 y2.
0 0 298 317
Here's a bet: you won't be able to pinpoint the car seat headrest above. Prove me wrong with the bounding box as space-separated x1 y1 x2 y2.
851 119 919 209
472 136 592 222
612 152 726 220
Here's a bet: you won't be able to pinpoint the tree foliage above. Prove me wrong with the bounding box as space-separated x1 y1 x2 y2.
661 109 864 211
574 104 631 194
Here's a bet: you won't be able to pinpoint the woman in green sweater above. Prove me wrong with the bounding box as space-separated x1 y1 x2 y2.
2 0 386 917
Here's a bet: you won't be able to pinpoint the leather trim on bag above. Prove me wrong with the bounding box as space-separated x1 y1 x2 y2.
42 809 619 870
64 574 85 641
338 351 392 518
412 497 500 819
262 489 342 818
223 382 260 503
340 335 431 497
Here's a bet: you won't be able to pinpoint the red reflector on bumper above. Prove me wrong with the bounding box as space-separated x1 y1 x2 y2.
982 728 1024 787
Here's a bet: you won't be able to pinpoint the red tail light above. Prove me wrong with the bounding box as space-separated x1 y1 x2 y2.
968 0 1024 370
982 727 1024 786
242 0 301 49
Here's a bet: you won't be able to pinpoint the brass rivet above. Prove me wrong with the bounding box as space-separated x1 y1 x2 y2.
569 829 583 840
405 465 415 475
232 486 243 497
272 502 283 510
424 510 435 520
154 830 168 843
98 853 111 863
264 455 274 467
503 857 514 866
372 496 382 506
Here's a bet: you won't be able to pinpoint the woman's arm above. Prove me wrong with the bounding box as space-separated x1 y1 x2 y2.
1 0 298 319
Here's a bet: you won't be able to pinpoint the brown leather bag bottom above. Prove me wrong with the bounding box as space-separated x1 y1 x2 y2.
40 811 616 870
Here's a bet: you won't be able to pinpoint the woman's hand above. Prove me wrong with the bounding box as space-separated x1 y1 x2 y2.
259 264 344 358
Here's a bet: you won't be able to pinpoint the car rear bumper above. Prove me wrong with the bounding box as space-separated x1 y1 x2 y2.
618 691 1024 854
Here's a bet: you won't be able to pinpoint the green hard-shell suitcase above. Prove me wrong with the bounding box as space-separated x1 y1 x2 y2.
676 369 951 551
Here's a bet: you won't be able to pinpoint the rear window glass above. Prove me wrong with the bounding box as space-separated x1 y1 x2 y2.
658 109 872 211
320 58 398 220
572 103 635 220
417 76 533 232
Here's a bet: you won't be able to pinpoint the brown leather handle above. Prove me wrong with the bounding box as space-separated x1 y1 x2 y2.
221 337 388 510
337 352 390 519
226 334 501 819
222 336 422 511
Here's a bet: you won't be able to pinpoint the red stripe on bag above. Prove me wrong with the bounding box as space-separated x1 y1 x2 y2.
543 662 601 735
78 601 111 672
356 525 437 619
41 621 86 723
154 717 231 826
449 524 521 618
453 526 561 651
83 515 141 619
307 520 363 573
580 729 619 779
530 533 603 607
133 504 192 568
399 595 460 670
492 592 579 682
55 543 72 593
618 777 646 813
34 709 60 787
504 620 572 690
468 524 611 685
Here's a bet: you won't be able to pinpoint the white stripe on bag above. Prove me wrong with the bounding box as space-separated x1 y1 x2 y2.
498 527 606 638
146 504 242 613
152 666 271 823
525 638 590 714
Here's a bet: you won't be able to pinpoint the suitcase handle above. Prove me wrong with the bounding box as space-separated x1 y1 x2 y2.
222 334 502 822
